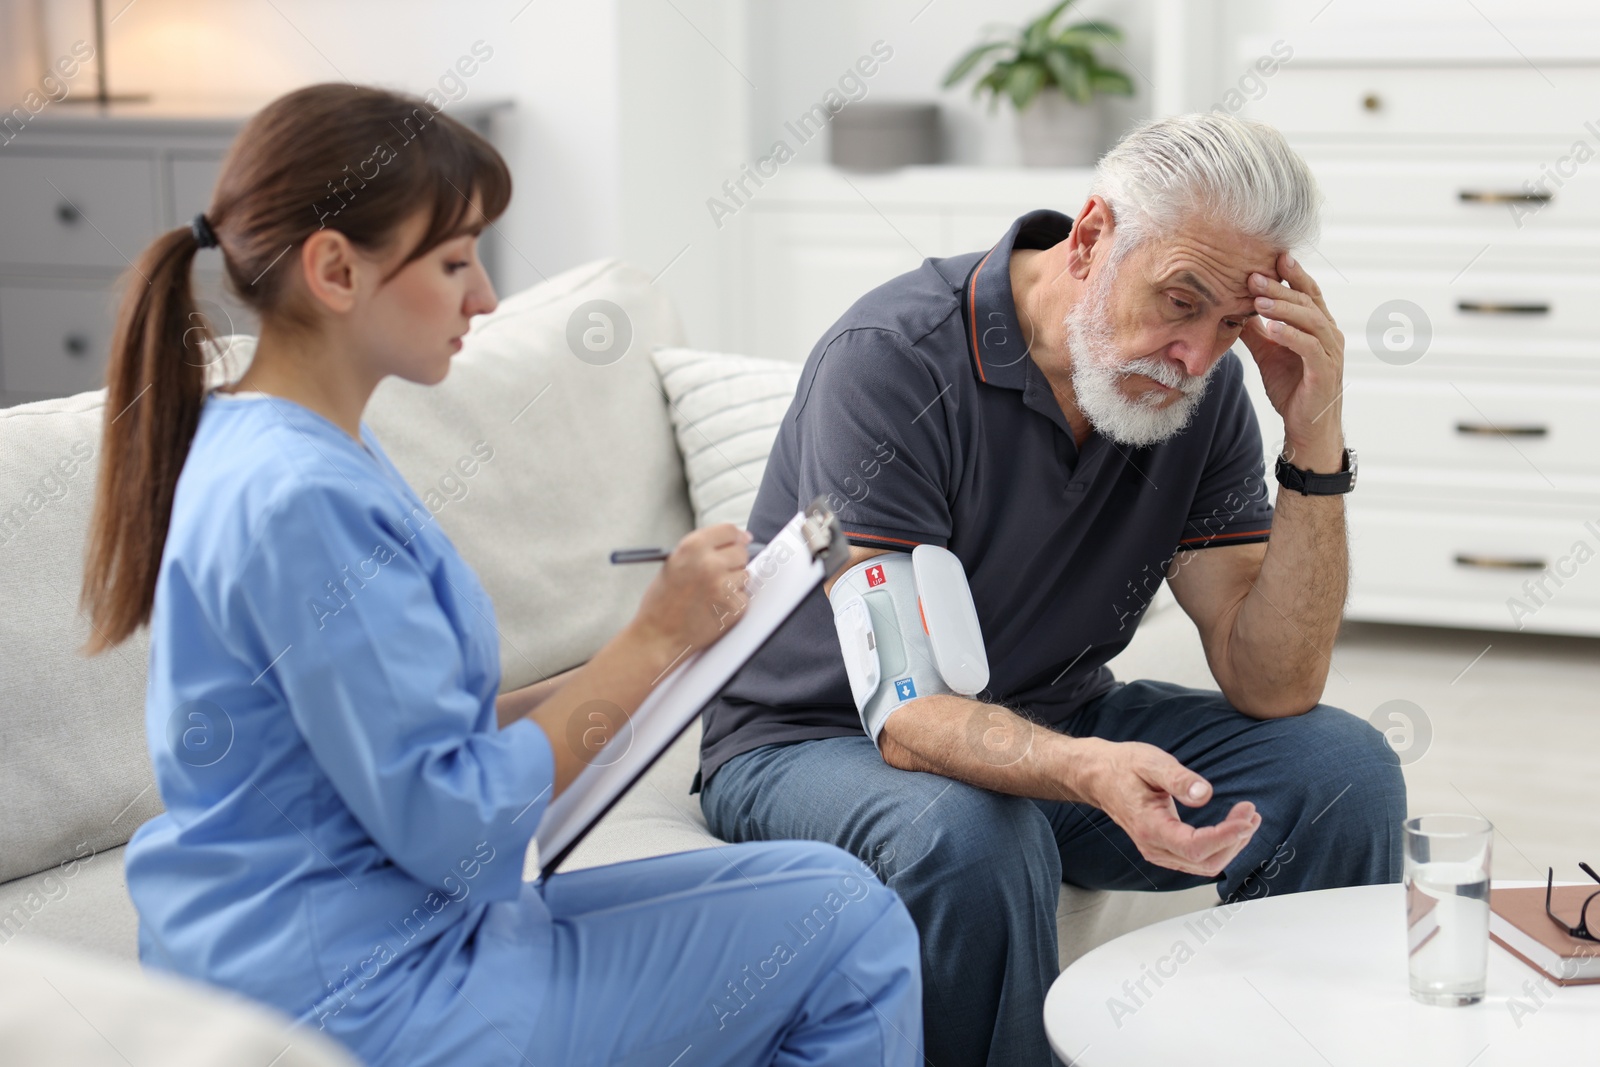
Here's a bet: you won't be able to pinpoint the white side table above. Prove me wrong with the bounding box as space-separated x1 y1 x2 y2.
1044 882 1596 1067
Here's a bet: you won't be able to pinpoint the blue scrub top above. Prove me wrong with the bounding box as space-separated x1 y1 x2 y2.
126 390 557 1065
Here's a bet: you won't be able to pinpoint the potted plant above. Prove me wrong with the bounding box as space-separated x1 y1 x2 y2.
942 0 1134 167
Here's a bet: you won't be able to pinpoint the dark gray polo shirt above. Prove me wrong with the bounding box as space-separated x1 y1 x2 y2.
696 209 1275 789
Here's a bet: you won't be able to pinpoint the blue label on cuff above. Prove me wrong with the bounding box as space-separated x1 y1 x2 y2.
894 677 917 701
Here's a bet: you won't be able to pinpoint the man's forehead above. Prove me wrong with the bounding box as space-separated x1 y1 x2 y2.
1141 233 1280 304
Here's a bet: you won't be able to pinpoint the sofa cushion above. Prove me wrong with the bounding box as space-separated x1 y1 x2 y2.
650 348 802 529
365 259 694 691
0 843 138 960
0 394 164 885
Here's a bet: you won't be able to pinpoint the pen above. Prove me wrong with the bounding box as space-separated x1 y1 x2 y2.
609 541 765 564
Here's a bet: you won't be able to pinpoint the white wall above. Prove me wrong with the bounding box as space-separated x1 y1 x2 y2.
23 0 624 298
746 0 1154 166
616 0 750 349
0 1 45 101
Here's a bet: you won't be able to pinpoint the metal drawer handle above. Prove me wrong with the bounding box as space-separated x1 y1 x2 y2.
1454 554 1547 571
1455 422 1548 437
1456 301 1550 315
63 333 90 357
1458 190 1553 205
55 202 83 226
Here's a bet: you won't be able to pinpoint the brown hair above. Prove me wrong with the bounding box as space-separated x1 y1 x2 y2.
79 83 512 653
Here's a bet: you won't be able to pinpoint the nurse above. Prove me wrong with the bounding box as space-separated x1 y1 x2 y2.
78 83 922 1067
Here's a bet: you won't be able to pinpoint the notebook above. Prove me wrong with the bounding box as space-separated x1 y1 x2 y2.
1489 883 1600 987
525 500 851 879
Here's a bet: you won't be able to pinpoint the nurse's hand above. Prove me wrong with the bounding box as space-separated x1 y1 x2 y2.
633 523 754 654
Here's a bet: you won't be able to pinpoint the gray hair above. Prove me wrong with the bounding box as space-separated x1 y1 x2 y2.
1089 112 1321 263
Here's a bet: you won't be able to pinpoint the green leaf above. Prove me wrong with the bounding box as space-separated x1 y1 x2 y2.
1021 17 1050 57
1090 67 1136 97
1053 42 1095 70
1058 20 1123 45
1005 61 1048 110
1042 47 1076 91
972 64 1009 107
942 41 1013 87
1060 59 1092 104
1026 0 1079 40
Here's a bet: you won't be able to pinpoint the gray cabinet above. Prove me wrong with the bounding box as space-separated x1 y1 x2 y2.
0 103 504 408
0 111 246 408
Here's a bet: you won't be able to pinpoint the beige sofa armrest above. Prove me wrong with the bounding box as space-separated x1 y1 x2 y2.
0 937 358 1067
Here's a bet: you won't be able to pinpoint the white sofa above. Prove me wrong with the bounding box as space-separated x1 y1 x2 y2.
0 260 1213 1022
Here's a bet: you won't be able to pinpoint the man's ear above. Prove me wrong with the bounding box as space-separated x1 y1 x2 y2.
1067 195 1116 282
299 229 360 314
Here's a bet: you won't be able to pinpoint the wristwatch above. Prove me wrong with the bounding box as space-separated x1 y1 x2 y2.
1275 448 1357 495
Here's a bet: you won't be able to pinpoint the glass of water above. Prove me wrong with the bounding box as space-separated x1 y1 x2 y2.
1404 813 1493 1006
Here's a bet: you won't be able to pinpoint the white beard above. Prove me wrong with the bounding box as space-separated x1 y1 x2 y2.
1064 267 1216 448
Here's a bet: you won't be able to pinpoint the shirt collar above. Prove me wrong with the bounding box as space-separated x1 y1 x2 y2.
961 209 1075 391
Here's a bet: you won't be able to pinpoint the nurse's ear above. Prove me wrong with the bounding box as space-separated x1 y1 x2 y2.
297 228 363 315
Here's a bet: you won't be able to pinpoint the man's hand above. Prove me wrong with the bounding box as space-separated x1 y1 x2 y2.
1241 250 1346 473
1067 737 1260 878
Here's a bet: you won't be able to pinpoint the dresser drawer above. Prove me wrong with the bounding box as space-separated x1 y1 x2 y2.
1248 66 1600 139
1312 158 1600 229
1344 370 1600 479
1324 268 1600 351
1348 503 1600 635
0 283 116 396
0 153 160 270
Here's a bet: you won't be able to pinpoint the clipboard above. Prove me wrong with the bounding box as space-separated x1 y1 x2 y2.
526 497 852 879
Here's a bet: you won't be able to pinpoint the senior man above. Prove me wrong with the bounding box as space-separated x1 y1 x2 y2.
695 113 1405 1066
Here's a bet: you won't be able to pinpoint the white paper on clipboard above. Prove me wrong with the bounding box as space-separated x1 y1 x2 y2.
526 507 831 880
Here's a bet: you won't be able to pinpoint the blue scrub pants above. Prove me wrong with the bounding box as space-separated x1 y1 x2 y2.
701 680 1407 1067
524 840 922 1065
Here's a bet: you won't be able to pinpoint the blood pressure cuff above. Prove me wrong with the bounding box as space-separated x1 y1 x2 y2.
826 546 989 746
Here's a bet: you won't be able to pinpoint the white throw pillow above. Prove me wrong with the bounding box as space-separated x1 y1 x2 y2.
650 348 802 529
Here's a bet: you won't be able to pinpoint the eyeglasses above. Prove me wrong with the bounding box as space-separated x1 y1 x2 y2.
1545 862 1600 943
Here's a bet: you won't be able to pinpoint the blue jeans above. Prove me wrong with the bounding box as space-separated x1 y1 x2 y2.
700 680 1406 1067
526 840 923 1065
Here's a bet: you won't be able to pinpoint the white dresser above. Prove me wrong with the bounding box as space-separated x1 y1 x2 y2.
0 101 505 410
1245 57 1600 637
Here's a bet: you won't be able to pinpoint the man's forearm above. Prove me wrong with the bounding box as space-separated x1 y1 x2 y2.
1224 482 1348 716
877 694 1092 804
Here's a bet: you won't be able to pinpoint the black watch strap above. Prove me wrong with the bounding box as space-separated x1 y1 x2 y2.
1275 448 1356 495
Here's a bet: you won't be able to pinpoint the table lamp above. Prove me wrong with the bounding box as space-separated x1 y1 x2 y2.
62 0 150 105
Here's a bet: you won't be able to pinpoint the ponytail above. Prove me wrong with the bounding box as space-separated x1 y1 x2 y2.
79 225 211 654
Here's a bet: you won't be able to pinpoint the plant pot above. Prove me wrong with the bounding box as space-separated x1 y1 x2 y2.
1016 92 1103 167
